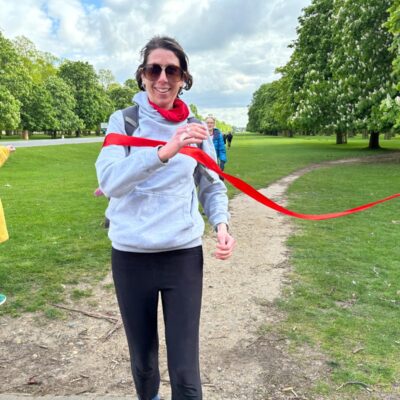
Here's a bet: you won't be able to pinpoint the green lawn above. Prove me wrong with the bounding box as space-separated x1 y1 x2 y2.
0 144 110 315
224 134 400 197
282 160 400 397
0 133 399 396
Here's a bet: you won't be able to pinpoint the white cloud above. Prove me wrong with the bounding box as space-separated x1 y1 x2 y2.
0 0 311 126
199 106 249 129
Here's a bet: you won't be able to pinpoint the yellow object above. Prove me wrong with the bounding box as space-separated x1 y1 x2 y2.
0 146 11 243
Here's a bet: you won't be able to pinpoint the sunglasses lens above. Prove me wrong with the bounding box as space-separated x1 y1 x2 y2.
143 64 183 82
143 64 162 81
165 65 183 81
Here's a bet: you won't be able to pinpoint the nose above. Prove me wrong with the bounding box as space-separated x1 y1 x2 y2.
158 68 168 82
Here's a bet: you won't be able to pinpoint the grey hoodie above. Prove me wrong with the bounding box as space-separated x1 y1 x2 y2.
95 91 230 253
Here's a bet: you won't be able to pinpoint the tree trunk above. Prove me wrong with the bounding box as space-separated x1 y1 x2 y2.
336 132 347 144
384 131 392 140
21 130 29 140
368 131 380 149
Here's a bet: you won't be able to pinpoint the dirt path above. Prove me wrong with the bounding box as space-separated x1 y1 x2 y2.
1 154 398 399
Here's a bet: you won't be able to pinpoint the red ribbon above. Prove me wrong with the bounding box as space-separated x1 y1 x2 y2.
103 133 400 220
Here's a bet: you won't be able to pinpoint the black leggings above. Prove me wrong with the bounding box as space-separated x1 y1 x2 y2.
112 246 203 400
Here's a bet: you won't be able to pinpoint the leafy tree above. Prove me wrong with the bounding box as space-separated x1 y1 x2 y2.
329 0 394 148
189 104 202 120
248 80 293 135
383 1 400 131
124 78 140 92
20 81 55 132
249 0 394 147
283 0 337 137
247 83 276 134
59 60 113 131
44 76 83 133
107 82 137 110
247 83 268 133
0 31 32 110
271 76 296 136
216 120 232 133
13 36 58 85
0 85 21 130
98 68 115 90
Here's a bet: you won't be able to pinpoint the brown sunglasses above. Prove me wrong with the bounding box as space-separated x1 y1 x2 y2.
141 63 185 82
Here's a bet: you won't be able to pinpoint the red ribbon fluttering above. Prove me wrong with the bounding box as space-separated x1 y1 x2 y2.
103 133 400 220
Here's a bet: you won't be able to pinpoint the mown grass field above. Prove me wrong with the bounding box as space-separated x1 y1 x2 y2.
283 158 400 397
0 133 399 397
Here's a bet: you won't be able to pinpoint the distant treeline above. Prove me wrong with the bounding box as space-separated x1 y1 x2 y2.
0 33 232 137
247 0 400 148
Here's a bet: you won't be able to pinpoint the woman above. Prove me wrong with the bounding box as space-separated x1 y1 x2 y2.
95 36 235 400
1 144 16 306
205 116 227 174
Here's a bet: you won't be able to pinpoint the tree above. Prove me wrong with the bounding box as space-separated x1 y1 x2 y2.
20 81 55 132
329 0 394 148
107 83 137 110
216 120 233 133
383 1 400 132
44 76 83 133
124 78 140 92
0 31 32 114
247 84 268 133
98 68 115 90
13 35 58 85
0 85 21 130
282 0 338 138
189 104 202 120
59 60 113 132
249 0 394 146
247 82 278 134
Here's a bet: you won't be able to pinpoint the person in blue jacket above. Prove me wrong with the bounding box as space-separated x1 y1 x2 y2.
206 116 227 175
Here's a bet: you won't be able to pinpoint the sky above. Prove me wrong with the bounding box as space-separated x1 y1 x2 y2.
0 0 312 127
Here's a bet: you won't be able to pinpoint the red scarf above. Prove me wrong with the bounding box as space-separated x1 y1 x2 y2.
148 98 189 122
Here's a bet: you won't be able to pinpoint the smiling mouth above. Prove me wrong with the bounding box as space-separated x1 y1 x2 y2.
154 87 170 93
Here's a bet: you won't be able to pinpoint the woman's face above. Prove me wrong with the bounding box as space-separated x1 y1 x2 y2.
141 48 184 110
206 118 215 133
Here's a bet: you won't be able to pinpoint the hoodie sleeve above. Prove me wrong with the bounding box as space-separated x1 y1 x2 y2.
95 110 168 198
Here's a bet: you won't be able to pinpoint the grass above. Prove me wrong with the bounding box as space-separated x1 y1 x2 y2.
0 132 101 141
0 133 399 396
0 143 110 315
224 133 400 198
1 134 399 316
281 160 400 396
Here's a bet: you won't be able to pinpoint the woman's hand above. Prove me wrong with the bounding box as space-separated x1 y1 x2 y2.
214 223 235 260
157 123 208 162
6 145 16 152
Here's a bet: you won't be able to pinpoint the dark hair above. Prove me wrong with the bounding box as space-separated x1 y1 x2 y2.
135 36 193 93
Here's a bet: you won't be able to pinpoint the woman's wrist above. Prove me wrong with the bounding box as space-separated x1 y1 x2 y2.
157 145 169 163
216 223 229 233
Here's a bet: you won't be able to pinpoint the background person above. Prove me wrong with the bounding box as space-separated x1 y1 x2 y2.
95 36 235 400
0 144 16 306
205 116 227 175
226 131 233 149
